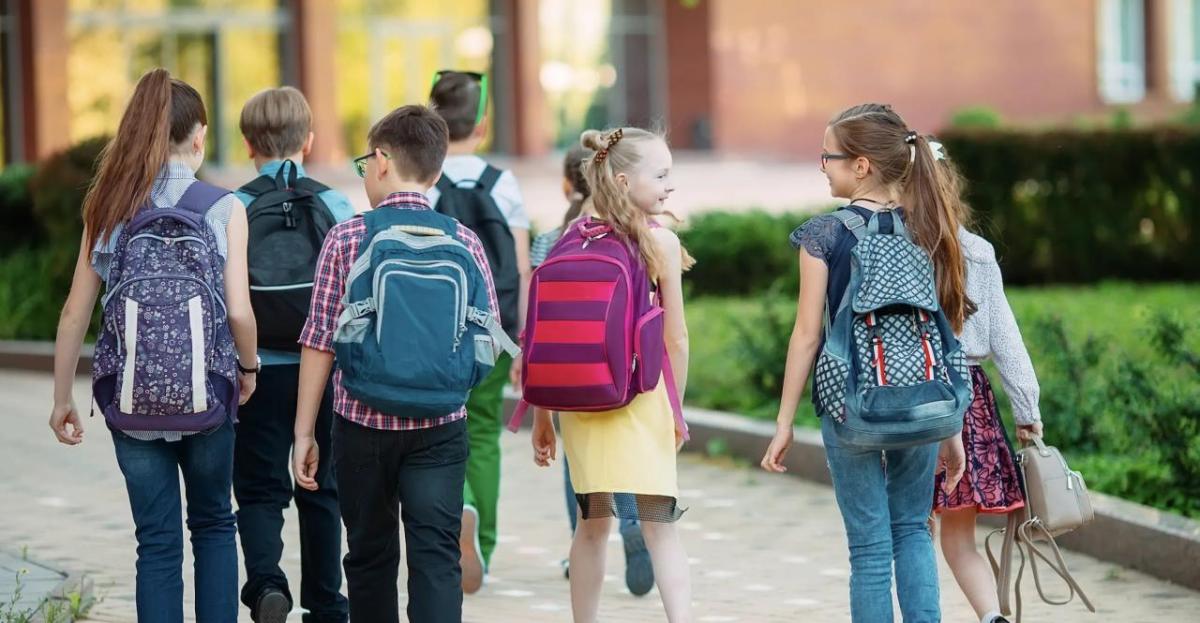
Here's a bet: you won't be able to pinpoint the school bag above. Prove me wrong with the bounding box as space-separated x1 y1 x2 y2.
505 217 688 439
92 181 239 431
434 165 520 339
332 207 520 418
238 160 338 352
811 208 972 449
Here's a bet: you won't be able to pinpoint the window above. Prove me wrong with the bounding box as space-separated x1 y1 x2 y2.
0 0 15 168
1171 0 1200 100
538 0 665 148
68 0 288 165
336 0 495 157
1098 0 1147 104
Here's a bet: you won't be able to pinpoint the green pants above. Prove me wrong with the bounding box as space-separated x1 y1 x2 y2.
463 354 511 569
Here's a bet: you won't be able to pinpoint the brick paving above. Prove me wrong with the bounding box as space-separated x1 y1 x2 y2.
1 369 1196 621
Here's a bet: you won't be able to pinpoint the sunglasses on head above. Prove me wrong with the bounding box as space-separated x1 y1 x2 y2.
431 70 489 127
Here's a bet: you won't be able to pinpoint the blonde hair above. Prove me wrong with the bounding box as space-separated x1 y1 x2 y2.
828 103 974 332
239 86 312 158
580 127 695 280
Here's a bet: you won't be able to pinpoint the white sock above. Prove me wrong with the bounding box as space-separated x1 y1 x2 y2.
981 611 1004 623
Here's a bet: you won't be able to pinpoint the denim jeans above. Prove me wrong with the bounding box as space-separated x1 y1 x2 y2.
111 418 238 623
562 456 639 535
333 416 468 623
233 364 347 622
821 416 941 623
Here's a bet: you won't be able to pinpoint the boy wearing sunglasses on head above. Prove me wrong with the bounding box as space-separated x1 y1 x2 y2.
427 69 531 594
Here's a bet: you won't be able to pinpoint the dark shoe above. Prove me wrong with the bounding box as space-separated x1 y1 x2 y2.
253 588 291 623
460 505 485 594
621 525 654 596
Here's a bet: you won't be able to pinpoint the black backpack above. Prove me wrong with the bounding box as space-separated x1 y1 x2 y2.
238 160 338 352
434 165 519 339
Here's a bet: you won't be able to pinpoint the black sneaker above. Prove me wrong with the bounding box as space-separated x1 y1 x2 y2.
621 525 655 596
254 588 290 623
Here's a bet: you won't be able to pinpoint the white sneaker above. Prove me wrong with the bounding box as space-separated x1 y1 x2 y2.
460 505 485 594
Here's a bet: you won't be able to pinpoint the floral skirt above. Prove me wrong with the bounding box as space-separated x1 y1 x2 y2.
933 365 1026 514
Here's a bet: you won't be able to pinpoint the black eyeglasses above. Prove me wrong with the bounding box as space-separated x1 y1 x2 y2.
431 70 489 126
821 152 853 169
352 150 390 178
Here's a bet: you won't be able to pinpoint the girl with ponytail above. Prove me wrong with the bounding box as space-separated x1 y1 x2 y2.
530 128 695 622
50 68 256 622
760 103 970 621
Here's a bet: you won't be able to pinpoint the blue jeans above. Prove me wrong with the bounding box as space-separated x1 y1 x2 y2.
111 419 238 623
821 416 941 623
563 457 638 535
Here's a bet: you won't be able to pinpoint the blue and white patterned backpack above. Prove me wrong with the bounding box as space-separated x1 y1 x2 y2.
92 181 239 431
812 209 972 450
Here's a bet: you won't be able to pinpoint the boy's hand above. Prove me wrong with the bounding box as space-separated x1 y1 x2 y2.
293 435 320 491
238 371 257 405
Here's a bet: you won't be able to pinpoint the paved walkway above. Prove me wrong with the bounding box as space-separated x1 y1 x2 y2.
1 370 1197 621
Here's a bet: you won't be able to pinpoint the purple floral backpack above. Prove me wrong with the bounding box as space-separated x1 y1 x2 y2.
92 181 239 431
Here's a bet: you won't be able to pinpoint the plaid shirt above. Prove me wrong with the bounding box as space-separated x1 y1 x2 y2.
299 192 500 430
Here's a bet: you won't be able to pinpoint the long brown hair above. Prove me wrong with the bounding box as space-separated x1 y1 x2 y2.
829 103 974 332
83 68 207 251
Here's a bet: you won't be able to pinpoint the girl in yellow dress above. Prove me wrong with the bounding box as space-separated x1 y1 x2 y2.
531 127 694 622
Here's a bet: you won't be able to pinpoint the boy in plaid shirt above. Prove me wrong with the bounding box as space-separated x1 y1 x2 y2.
292 105 498 623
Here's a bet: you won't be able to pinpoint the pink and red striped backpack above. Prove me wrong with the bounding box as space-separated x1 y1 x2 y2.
506 217 687 438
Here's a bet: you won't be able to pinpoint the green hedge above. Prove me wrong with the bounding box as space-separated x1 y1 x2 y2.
939 128 1200 284
677 210 815 297
687 284 1200 518
0 164 38 254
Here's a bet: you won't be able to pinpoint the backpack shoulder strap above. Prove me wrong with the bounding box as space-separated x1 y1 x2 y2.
236 175 277 201
832 208 867 241
435 174 456 193
477 164 503 192
293 176 332 195
177 180 231 217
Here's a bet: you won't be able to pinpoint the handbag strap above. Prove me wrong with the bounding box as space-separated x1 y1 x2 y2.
1017 520 1096 613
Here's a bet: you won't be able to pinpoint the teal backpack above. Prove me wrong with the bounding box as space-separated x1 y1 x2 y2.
812 209 972 450
333 208 519 418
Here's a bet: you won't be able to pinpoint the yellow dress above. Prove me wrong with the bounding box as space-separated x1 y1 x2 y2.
560 375 681 521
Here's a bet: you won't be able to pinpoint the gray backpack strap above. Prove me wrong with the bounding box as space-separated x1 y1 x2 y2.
822 209 868 334
832 209 867 241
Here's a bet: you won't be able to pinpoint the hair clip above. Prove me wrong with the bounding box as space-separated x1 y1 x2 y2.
904 130 919 145
593 128 625 164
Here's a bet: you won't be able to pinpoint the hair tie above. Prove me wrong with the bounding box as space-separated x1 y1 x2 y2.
904 130 919 145
593 128 624 164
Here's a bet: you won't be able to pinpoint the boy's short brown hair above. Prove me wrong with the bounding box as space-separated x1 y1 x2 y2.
367 105 449 182
429 72 483 141
239 86 312 158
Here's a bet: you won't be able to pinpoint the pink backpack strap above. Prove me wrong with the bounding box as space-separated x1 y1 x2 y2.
663 352 688 441
506 398 530 433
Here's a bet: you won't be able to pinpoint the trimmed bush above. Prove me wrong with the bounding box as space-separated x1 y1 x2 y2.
0 164 38 254
30 136 108 249
677 210 814 297
939 128 1200 284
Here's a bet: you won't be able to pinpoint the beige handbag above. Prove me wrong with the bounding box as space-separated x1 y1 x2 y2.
985 436 1096 622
